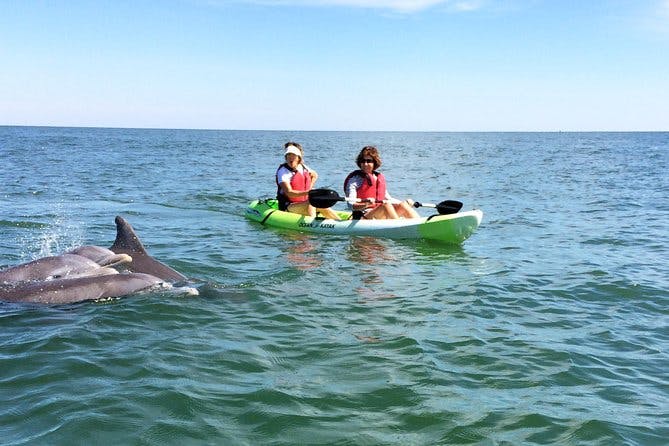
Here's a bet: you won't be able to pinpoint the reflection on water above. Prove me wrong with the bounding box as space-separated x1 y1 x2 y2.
346 237 397 301
395 238 468 264
346 236 398 265
281 232 324 271
354 333 382 343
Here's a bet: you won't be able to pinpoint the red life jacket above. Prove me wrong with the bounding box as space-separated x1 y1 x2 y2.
276 163 312 207
343 170 386 206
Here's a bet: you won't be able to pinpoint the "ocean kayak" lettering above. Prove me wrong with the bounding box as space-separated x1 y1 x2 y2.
298 222 336 229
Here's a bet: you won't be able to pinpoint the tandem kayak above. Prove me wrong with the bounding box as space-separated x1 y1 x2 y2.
245 199 483 244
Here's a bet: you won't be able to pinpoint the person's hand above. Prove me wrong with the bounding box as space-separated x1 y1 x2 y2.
365 198 376 204
405 198 415 206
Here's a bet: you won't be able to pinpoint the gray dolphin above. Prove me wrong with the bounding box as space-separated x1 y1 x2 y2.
110 216 187 282
67 245 132 268
0 216 196 305
0 254 111 283
0 272 167 304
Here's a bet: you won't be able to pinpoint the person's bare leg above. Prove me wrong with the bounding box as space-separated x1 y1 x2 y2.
316 207 342 220
396 201 420 218
287 202 316 217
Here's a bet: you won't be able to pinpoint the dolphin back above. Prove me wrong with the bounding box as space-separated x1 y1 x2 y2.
0 273 166 304
0 254 101 283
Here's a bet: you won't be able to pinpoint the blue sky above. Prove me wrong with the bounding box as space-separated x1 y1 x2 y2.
1 0 668 131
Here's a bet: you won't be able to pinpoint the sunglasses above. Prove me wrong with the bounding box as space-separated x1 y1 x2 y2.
361 159 374 164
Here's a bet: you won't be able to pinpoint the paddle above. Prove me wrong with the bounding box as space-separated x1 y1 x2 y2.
413 200 463 215
308 188 344 209
308 188 463 215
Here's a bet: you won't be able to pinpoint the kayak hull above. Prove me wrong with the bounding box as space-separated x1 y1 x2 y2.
245 199 482 244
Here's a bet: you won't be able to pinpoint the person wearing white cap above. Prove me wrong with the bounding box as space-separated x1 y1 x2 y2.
276 142 341 220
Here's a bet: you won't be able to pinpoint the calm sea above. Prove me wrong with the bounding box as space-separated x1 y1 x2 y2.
1 126 667 445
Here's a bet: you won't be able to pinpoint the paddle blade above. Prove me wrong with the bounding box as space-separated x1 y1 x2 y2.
308 188 344 208
436 200 463 215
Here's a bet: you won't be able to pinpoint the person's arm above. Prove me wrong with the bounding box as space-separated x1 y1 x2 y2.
384 190 401 205
279 182 309 198
278 169 310 199
299 163 319 187
346 177 371 210
306 165 319 187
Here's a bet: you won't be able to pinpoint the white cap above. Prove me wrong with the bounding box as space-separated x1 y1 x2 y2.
284 145 302 158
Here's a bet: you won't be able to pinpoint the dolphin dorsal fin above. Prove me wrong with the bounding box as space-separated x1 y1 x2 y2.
109 216 187 282
110 216 148 254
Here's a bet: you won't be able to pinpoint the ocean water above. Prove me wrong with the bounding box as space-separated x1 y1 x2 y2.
0 126 667 445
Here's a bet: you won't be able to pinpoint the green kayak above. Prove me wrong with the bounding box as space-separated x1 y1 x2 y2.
245 199 483 244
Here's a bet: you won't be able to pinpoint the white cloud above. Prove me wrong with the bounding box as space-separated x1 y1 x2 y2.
451 1 483 12
225 0 483 13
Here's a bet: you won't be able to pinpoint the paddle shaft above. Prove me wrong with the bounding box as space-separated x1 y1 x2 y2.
308 189 462 215
414 200 463 215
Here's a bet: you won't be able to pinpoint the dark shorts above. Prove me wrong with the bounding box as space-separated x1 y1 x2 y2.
277 195 289 211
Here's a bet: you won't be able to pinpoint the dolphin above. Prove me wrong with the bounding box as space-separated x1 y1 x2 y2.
0 254 113 283
0 272 167 304
67 245 132 268
0 216 196 305
110 216 187 282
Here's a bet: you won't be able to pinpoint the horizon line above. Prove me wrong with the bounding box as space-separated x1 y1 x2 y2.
2 124 668 133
